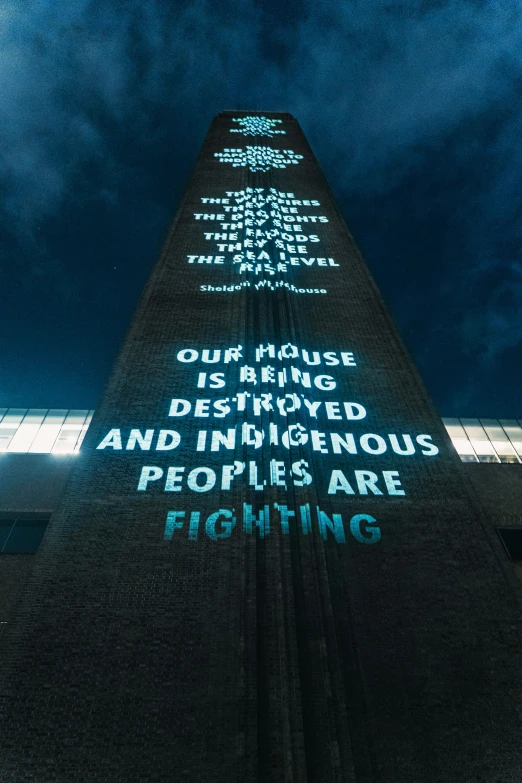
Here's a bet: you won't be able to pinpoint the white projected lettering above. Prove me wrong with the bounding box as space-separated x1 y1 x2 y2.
214 147 302 172
90 118 446 548
189 187 339 291
95 341 441 544
230 116 286 137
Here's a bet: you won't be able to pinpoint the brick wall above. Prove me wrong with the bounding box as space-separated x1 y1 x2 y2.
0 113 521 783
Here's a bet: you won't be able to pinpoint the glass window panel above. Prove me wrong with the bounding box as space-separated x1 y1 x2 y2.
453 440 478 457
480 419 508 442
0 520 16 551
460 418 488 440
3 519 49 554
74 410 94 452
28 410 67 453
480 419 520 463
51 410 88 454
499 421 522 457
460 418 499 460
475 454 500 463
7 409 47 453
0 409 27 452
442 418 467 438
442 419 477 458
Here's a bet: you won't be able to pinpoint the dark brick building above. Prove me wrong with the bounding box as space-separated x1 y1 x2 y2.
1 113 521 783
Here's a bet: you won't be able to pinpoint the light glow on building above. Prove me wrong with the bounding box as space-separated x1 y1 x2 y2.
1 408 520 463
0 409 94 454
442 417 522 463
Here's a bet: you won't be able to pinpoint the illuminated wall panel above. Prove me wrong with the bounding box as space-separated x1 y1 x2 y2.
442 417 522 463
28 410 68 453
6 408 522 464
499 419 522 457
1 112 522 783
74 410 93 452
50 410 89 454
6 410 47 453
0 409 94 454
0 410 27 452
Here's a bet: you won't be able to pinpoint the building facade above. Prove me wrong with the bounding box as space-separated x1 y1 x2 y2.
1 113 522 782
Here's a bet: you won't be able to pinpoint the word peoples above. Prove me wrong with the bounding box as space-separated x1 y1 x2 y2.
136 461 405 496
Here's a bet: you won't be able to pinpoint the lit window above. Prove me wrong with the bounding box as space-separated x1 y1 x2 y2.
442 418 478 462
0 409 27 452
499 421 522 459
0 409 92 454
460 418 499 463
74 410 94 452
7 409 47 453
29 410 67 453
480 419 520 463
51 410 89 454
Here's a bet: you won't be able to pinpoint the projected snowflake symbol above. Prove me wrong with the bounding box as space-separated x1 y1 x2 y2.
230 116 286 137
214 147 303 172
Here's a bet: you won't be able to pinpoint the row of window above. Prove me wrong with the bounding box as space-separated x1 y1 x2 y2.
442 418 522 463
0 409 94 454
1 518 521 569
0 410 520 463
1 517 521 592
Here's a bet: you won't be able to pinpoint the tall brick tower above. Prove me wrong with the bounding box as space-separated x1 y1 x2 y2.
1 112 522 782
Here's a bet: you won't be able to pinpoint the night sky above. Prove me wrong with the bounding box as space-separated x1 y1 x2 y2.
2 0 521 417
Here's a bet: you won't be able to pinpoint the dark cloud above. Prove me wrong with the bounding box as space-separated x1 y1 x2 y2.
1 0 521 413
